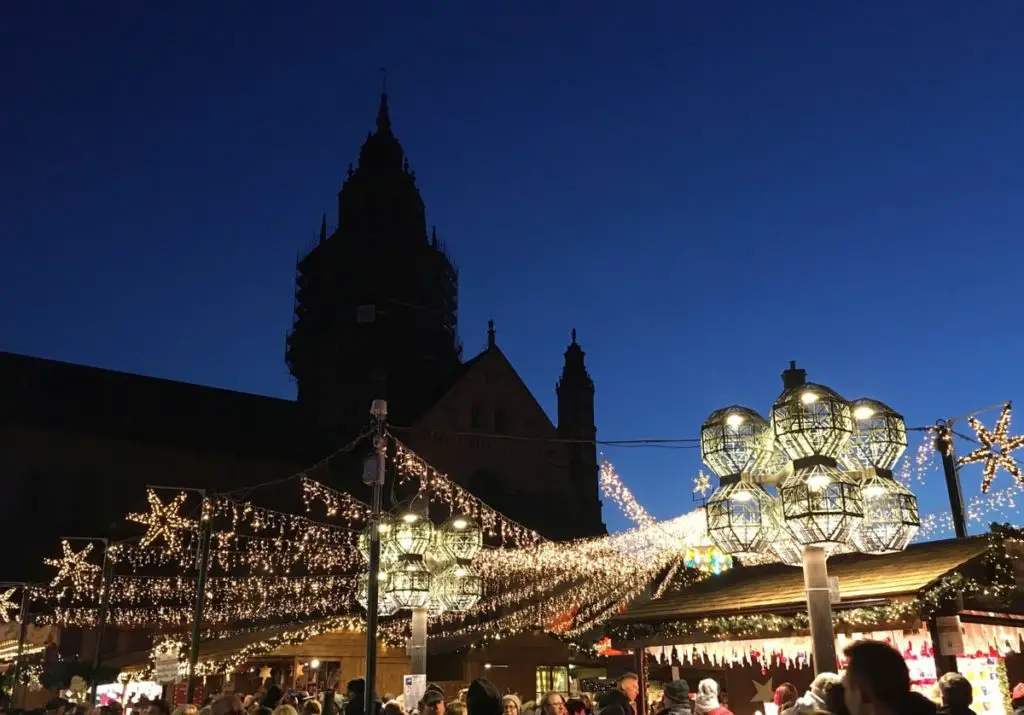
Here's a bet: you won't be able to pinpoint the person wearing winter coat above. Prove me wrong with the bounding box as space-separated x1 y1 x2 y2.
693 680 731 715
782 673 841 715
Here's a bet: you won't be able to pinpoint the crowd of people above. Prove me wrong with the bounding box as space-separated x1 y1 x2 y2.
5 641 1024 715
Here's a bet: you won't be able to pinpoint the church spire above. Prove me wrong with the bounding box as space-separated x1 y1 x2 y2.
376 91 392 135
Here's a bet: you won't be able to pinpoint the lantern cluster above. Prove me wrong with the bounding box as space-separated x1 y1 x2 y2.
356 511 483 617
702 369 919 567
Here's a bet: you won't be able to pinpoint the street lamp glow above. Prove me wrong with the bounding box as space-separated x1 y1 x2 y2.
310 659 320 669
800 391 819 405
725 413 745 428
853 405 875 420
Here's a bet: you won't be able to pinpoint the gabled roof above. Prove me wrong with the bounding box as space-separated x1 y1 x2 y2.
613 536 990 623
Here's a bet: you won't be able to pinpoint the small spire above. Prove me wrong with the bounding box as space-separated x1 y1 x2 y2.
431 226 438 248
319 214 327 243
376 67 391 135
487 320 496 349
571 328 577 344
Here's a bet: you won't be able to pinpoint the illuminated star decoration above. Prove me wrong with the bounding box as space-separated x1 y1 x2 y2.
259 665 272 681
693 471 712 498
128 490 197 550
0 589 18 623
44 541 101 589
958 402 1024 493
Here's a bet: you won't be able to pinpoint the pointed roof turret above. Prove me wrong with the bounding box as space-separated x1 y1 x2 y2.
376 91 392 135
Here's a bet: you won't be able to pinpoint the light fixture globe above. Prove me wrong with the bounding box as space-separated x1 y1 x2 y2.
705 480 780 557
435 563 483 613
384 557 432 610
771 383 854 460
701 406 773 477
851 472 920 554
779 462 863 552
839 399 908 472
391 510 434 557
438 516 483 563
356 570 397 616
771 526 804 567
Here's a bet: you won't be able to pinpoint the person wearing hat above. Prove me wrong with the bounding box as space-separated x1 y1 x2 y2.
467 679 501 715
420 688 446 715
46 697 70 715
660 681 692 715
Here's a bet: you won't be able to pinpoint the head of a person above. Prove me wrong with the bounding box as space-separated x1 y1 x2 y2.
147 701 172 715
826 683 851 715
212 697 243 715
301 703 321 715
468 680 502 715
617 675 639 704
597 689 630 715
938 674 973 709
540 693 566 715
661 681 690 709
46 700 69 715
265 686 285 710
502 695 521 715
809 673 841 703
346 681 366 702
382 701 405 715
1012 684 1024 707
184 706 200 715
271 706 298 715
421 689 445 715
774 684 798 710
697 680 719 700
565 700 586 715
448 703 466 715
843 640 911 715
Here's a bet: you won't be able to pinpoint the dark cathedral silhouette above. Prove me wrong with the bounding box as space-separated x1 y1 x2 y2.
0 90 605 582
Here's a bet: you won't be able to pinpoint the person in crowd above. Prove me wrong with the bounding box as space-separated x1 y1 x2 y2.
1011 684 1024 715
520 701 537 715
420 689 445 715
938 673 976 715
448 703 466 715
212 697 243 715
773 685 797 715
501 695 521 715
381 701 404 715
467 681 502 715
616 675 639 715
784 673 840 715
459 693 469 707
271 706 297 715
694 679 731 715
657 681 692 715
565 700 586 715
301 702 321 715
597 690 631 715
46 700 70 715
825 683 851 715
261 687 284 715
172 706 199 715
843 640 936 715
148 702 171 715
580 695 594 715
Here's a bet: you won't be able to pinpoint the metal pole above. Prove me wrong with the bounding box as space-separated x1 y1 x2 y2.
802 546 837 674
936 421 968 539
90 540 112 706
364 400 388 715
187 494 212 704
12 585 30 707
409 607 428 675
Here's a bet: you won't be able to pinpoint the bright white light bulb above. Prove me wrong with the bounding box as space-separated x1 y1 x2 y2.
801 391 819 405
310 659 320 669
731 489 755 502
401 513 419 523
725 413 745 428
806 473 832 490
452 518 468 529
863 484 887 498
854 405 875 420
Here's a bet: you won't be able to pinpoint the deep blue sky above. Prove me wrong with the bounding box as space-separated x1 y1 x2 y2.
3 1 1023 535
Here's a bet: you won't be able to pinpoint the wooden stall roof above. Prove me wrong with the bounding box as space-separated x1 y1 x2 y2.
613 536 989 623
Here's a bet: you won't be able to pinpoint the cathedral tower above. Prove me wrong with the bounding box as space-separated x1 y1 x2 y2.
556 330 605 534
286 92 461 439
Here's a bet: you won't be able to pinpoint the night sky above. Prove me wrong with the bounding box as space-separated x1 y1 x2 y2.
3 1 1023 535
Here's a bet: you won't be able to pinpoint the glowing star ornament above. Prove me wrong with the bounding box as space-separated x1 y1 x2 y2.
751 678 775 703
44 541 101 589
259 665 272 681
128 490 197 550
0 589 18 622
958 402 1024 493
693 471 712 498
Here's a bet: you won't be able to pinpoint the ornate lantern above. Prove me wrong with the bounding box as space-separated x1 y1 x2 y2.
358 516 399 567
357 570 397 616
438 516 483 563
842 399 919 554
391 510 434 557
384 558 432 610
773 383 863 553
435 564 483 612
702 406 781 557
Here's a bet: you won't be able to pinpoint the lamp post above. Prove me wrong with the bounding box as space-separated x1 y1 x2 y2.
357 508 483 677
702 363 919 674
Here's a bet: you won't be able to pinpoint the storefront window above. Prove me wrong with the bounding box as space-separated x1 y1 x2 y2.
536 666 570 701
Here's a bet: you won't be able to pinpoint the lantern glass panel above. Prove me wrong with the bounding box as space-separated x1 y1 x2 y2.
439 516 483 563
705 481 780 557
779 462 863 553
852 472 920 554
385 558 432 610
771 383 853 460
839 399 908 472
435 564 483 613
391 512 434 557
356 570 397 616
701 407 773 477
358 517 399 567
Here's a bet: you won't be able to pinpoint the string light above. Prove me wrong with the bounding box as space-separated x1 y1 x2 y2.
958 402 1024 493
600 460 656 528
0 589 19 622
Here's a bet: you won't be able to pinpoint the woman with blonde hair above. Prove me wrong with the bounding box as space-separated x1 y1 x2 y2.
502 695 522 715
272 705 298 715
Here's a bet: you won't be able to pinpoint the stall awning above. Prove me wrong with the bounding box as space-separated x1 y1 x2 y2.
613 536 989 624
